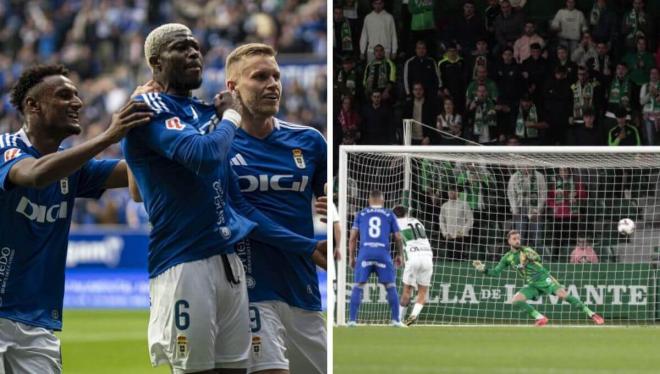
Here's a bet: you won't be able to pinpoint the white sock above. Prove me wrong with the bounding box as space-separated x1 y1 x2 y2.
411 303 424 317
399 306 407 319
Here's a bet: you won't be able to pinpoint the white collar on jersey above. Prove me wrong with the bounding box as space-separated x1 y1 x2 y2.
15 128 32 147
370 205 383 208
273 117 280 130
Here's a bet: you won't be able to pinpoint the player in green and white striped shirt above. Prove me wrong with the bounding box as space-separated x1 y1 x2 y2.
393 206 434 326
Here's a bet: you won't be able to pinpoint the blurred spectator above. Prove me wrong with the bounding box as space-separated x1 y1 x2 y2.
622 37 656 88
514 93 548 145
608 107 641 146
337 95 361 145
605 63 633 116
407 0 436 58
513 21 544 64
439 186 474 260
467 83 498 144
334 4 359 61
554 45 578 84
544 66 573 144
483 0 501 44
574 108 604 145
335 56 362 103
521 43 549 105
571 32 598 67
586 41 613 86
436 97 463 145
446 0 484 56
466 65 498 106
507 167 547 251
403 40 441 99
467 37 493 81
640 67 660 145
622 0 652 52
359 0 397 62
438 43 468 112
570 237 599 264
493 47 520 132
363 44 396 103
551 0 588 55
571 66 602 128
402 82 437 145
588 0 618 48
547 167 587 255
360 90 394 144
493 0 523 56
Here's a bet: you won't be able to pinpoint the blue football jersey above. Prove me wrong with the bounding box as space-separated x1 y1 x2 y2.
353 207 400 260
122 93 317 278
0 129 117 330
230 119 326 311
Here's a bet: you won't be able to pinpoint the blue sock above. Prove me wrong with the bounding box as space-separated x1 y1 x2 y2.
386 285 400 322
349 286 363 322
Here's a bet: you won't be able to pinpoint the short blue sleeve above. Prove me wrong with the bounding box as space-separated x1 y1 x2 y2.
77 159 120 198
0 146 33 192
351 211 361 230
312 133 327 197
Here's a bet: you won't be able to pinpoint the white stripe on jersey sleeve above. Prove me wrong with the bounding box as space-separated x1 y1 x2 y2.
141 93 162 113
235 153 247 166
277 119 326 139
0 134 5 148
152 93 170 112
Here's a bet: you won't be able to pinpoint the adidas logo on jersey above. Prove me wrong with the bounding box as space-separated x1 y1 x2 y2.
16 196 68 223
230 154 248 166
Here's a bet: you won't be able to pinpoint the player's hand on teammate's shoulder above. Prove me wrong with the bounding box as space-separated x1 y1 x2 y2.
214 90 243 126
130 80 163 98
105 100 154 143
311 240 328 270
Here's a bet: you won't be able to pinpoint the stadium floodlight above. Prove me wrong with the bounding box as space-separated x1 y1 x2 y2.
336 145 660 326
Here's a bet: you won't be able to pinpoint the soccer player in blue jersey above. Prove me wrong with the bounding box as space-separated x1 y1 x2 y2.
0 64 153 373
223 43 327 374
348 190 405 327
122 24 326 374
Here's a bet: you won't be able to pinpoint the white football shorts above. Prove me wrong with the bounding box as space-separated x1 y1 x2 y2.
0 318 61 374
402 256 434 288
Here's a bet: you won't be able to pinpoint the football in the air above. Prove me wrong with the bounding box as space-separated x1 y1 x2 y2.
617 218 635 235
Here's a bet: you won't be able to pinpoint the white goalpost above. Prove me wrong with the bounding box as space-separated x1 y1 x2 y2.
336 146 660 326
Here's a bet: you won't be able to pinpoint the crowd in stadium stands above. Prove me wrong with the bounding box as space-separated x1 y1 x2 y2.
333 0 660 157
0 0 326 225
343 159 658 263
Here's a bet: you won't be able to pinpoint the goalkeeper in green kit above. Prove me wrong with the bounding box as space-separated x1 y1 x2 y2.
473 230 605 326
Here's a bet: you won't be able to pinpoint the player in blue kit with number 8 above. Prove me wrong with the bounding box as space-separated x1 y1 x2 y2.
348 190 405 327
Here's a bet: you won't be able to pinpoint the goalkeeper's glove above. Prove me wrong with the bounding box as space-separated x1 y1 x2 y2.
472 260 485 272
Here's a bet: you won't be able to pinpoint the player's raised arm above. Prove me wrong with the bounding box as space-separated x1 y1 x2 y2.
8 99 152 189
473 254 509 277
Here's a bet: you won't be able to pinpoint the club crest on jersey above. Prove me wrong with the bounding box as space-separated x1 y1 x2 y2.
165 117 185 131
176 335 189 358
60 178 69 195
292 149 305 169
3 148 21 162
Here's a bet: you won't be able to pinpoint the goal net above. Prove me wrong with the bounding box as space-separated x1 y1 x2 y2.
336 146 660 326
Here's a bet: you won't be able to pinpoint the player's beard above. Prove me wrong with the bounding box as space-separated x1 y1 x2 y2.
172 74 203 93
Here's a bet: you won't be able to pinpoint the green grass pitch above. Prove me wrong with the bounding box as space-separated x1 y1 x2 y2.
57 310 168 374
334 326 660 374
